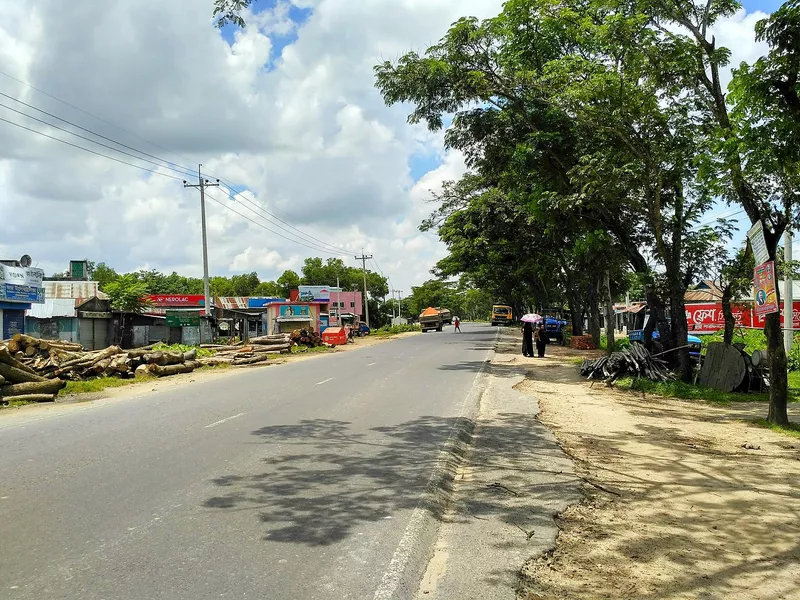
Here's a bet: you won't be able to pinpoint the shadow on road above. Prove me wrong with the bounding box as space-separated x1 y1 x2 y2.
203 411 565 548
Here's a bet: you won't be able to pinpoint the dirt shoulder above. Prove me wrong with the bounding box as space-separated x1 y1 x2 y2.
513 338 800 600
1 332 420 414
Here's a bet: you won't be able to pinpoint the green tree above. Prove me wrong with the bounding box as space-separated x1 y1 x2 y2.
93 263 119 290
105 275 150 313
276 270 301 298
213 0 252 28
253 281 283 297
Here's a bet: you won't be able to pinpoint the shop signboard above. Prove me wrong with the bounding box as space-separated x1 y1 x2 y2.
298 286 340 302
248 297 284 308
146 295 206 307
165 310 202 327
0 283 45 303
0 265 44 287
685 302 754 333
79 311 112 319
279 304 310 317
754 261 779 317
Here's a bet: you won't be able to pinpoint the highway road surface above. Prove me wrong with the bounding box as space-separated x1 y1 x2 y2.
0 324 497 599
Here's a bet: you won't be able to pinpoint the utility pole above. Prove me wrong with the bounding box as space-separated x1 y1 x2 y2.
395 289 403 320
785 228 794 352
184 165 219 317
355 249 373 327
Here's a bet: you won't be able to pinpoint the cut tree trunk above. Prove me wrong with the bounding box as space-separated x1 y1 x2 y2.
24 345 37 357
147 363 194 377
0 379 66 397
603 270 615 356
0 361 47 384
182 349 197 361
5 394 56 403
0 346 37 374
233 354 269 366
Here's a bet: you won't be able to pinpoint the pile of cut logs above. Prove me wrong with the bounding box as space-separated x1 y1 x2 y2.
580 343 672 384
0 343 66 404
290 328 324 348
198 334 292 367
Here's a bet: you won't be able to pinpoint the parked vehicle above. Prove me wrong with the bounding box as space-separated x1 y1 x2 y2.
628 311 702 361
491 304 513 326
420 307 444 332
543 315 569 345
437 307 453 325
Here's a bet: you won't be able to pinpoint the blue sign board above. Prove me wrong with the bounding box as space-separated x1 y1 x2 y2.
248 297 284 308
0 283 45 303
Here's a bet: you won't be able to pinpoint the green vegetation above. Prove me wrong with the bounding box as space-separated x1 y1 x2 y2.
700 329 800 372
290 345 333 355
151 343 215 358
749 419 800 439
601 335 630 352
615 372 800 405
59 376 150 397
372 324 421 337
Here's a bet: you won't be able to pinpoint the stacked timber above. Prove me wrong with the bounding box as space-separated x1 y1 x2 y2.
290 329 323 348
580 343 672 383
202 334 292 367
0 344 66 403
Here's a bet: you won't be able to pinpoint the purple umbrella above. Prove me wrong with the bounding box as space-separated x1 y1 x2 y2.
520 313 542 323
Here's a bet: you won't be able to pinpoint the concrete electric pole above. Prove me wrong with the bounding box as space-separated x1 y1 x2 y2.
355 250 373 327
395 289 403 320
184 165 219 317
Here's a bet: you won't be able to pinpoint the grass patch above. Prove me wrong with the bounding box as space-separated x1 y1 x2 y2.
568 357 585 366
749 418 800 439
290 345 334 354
59 376 150 396
151 343 215 358
615 375 800 404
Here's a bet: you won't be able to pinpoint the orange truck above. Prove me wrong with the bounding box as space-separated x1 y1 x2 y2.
419 307 443 332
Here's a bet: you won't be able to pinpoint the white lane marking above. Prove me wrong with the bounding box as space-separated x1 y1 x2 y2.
372 507 428 599
368 362 376 366
316 378 334 385
204 413 244 428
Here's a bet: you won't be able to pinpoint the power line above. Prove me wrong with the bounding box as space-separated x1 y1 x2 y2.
0 68 200 169
0 101 197 179
0 91 198 180
0 74 354 254
0 116 185 181
203 189 345 256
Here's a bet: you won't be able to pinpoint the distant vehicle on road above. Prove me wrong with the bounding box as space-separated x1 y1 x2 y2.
437 307 453 325
491 304 513 326
420 307 444 332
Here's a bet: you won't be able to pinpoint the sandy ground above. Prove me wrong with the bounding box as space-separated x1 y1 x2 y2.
503 334 800 600
0 332 419 415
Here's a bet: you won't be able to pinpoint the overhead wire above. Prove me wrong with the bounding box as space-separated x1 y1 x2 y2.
0 116 185 181
0 76 354 255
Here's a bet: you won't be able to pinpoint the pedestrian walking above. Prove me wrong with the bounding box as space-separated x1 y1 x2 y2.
453 316 461 333
522 321 534 357
535 323 550 358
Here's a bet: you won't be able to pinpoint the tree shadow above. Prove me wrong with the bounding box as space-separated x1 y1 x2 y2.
203 412 567 548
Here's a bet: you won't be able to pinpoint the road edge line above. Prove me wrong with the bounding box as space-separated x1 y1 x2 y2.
371 328 498 600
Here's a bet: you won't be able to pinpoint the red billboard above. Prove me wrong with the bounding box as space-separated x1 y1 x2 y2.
686 301 800 332
145 295 206 307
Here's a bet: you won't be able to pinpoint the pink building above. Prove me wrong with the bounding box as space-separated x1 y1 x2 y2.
328 291 362 317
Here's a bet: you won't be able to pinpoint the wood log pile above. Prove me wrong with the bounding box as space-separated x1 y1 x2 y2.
579 343 672 384
0 341 66 403
0 334 205 393
198 334 292 367
290 328 324 348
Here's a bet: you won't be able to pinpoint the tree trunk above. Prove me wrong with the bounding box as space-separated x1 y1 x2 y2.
766 312 789 425
0 362 47 384
3 394 56 403
643 284 665 352
0 379 66 397
588 277 601 348
147 363 194 377
564 270 584 336
669 285 692 382
0 346 37 374
603 270 615 355
721 287 735 345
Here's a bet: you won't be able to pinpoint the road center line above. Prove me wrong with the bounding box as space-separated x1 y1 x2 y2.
368 362 376 366
204 413 244 428
316 377 334 385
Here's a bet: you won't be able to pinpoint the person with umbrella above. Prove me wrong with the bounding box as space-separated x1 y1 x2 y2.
520 314 540 357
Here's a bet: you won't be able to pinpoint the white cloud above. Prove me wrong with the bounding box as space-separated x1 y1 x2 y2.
0 0 771 292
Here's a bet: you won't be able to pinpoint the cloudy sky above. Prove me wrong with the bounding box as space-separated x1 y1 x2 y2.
0 0 785 294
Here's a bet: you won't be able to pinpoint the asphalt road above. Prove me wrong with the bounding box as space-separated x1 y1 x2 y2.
0 324 497 600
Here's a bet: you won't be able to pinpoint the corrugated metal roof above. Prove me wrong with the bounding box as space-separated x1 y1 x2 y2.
27 299 77 319
685 289 723 302
215 297 250 309
44 281 106 300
